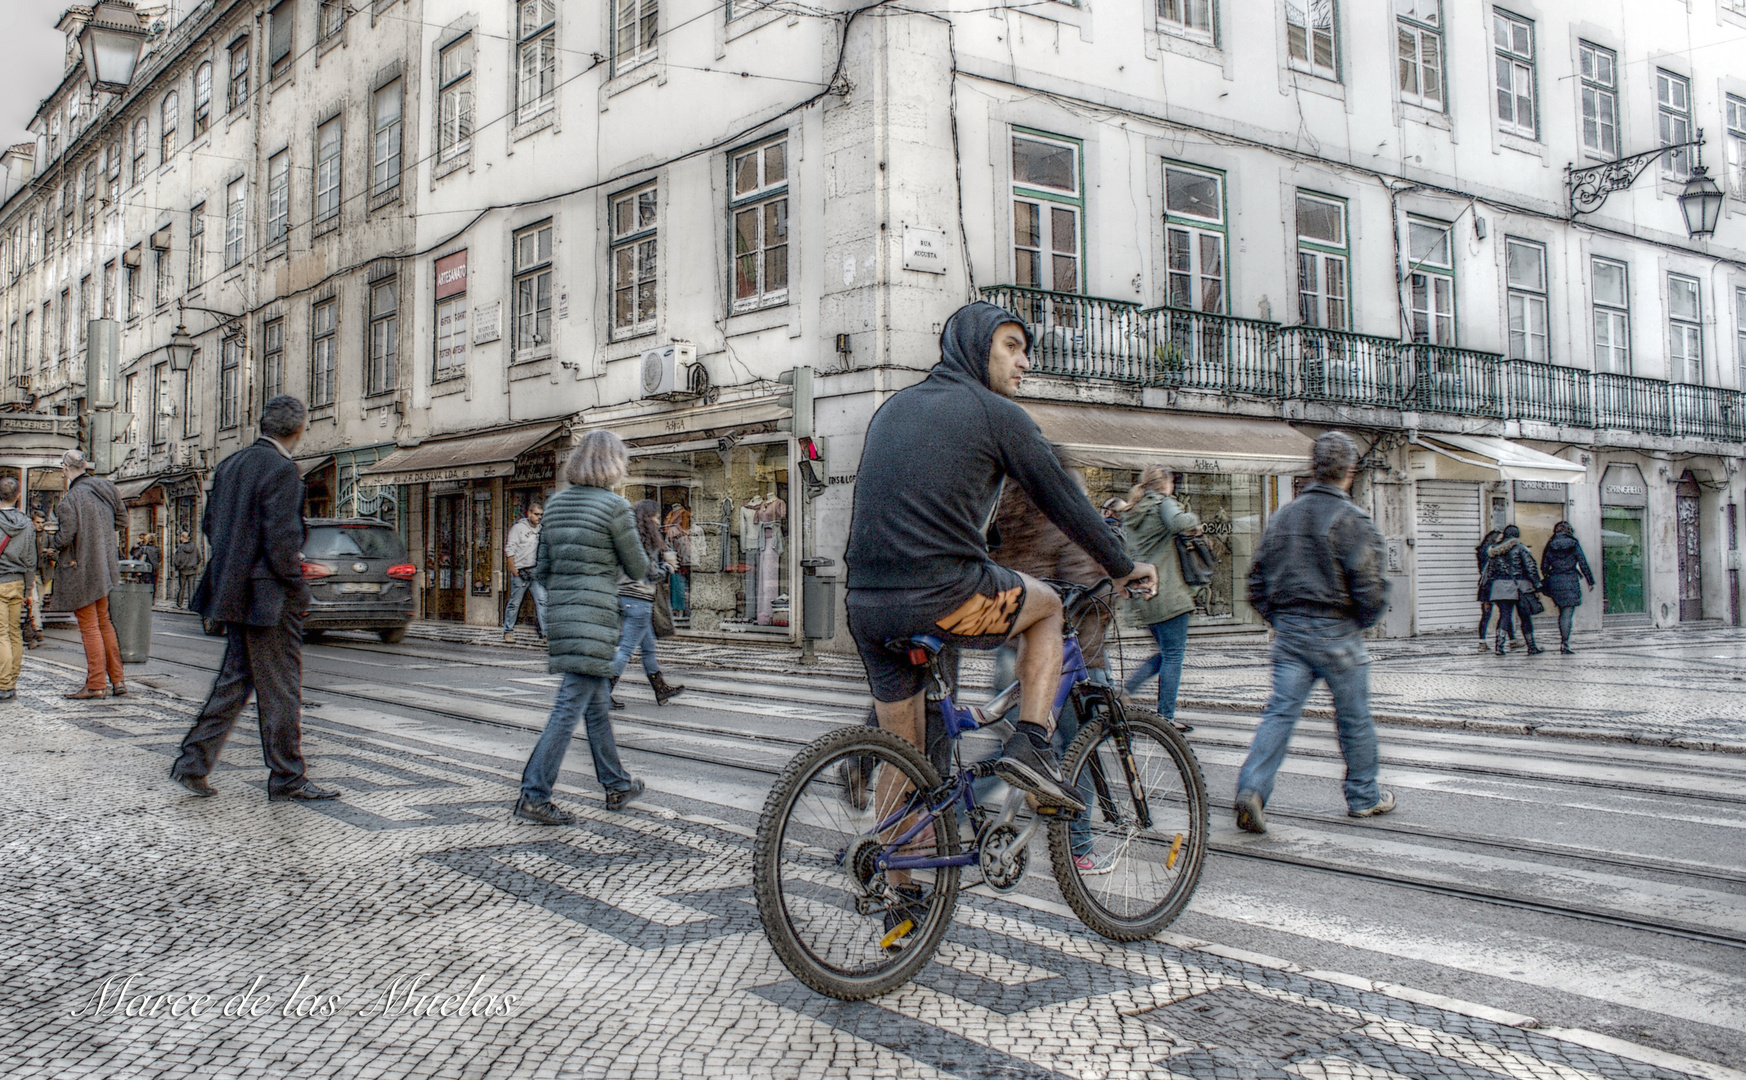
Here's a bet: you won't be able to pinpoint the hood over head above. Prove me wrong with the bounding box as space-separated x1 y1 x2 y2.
0 507 26 537
936 301 1032 388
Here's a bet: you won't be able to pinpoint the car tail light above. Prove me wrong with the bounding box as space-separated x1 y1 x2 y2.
386 563 417 580
301 561 335 579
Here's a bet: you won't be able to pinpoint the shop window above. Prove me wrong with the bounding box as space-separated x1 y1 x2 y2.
1505 237 1548 361
1601 504 1645 615
1657 70 1692 178
1395 0 1442 111
1012 132 1081 294
1579 42 1617 159
1406 217 1454 345
731 137 790 311
1295 192 1346 329
1591 257 1630 374
611 183 658 337
1668 273 1703 385
512 221 553 360
1491 9 1536 139
1285 0 1336 81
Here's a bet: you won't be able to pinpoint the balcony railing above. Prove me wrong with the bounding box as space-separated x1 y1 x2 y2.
984 286 1746 443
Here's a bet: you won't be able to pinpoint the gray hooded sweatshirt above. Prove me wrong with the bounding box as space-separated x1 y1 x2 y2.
0 508 37 589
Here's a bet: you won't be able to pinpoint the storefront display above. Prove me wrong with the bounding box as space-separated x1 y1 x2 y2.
1599 463 1647 617
626 440 791 634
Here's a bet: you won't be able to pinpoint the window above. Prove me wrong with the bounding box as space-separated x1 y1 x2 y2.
219 336 241 428
1736 287 1746 387
262 317 285 402
1726 95 1746 199
81 161 97 230
6 322 15 382
22 313 33 372
311 298 337 406
126 260 141 318
188 203 206 290
57 292 69 358
368 277 397 395
1158 0 1214 44
78 277 90 348
434 251 468 380
1406 218 1454 345
512 220 553 358
225 178 245 267
438 36 473 161
44 199 56 260
372 81 402 196
1492 10 1535 139
1505 237 1548 361
123 373 138 444
131 118 148 185
611 184 658 335
160 92 179 162
1668 274 1702 384
105 139 121 201
26 214 37 265
731 138 790 310
1285 0 1336 81
151 363 168 444
1579 43 1617 158
1396 0 1442 110
267 151 289 243
1657 70 1692 178
229 38 250 111
516 0 557 122
102 261 116 319
614 0 658 73
1011 133 1081 295
60 182 75 249
1295 192 1346 329
315 117 342 225
184 351 199 437
269 1 294 79
1592 257 1630 374
155 244 173 307
319 0 346 40
194 62 212 137
49 114 60 159
1163 164 1224 312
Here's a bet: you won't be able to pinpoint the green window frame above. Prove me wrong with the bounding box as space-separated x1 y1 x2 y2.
1011 128 1085 295
1162 159 1226 313
1295 190 1347 329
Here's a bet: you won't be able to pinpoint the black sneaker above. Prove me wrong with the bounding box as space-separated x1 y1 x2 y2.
605 778 644 812
514 797 576 825
992 729 1085 812
881 883 928 952
1234 790 1266 834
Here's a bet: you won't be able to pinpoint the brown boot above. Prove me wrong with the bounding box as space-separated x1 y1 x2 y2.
648 672 685 706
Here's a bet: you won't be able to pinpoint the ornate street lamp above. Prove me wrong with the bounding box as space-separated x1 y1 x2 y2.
167 324 194 372
77 1 149 95
1566 132 1722 239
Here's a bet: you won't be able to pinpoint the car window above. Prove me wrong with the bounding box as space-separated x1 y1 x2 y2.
303 525 407 561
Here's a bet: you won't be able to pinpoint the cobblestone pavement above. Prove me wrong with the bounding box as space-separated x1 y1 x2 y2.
4 665 1736 1080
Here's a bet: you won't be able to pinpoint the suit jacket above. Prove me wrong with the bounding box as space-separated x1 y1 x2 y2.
193 439 311 626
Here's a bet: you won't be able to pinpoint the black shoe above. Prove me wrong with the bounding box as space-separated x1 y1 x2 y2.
1234 790 1266 834
0 689 14 701
609 676 624 710
270 782 340 802
605 778 644 812
881 883 928 952
1560 643 1574 654
992 727 1084 812
513 796 576 825
173 772 217 797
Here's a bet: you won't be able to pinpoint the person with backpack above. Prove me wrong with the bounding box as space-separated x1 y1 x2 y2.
1120 466 1201 733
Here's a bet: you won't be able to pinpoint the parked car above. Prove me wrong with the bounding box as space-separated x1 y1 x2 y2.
206 517 415 643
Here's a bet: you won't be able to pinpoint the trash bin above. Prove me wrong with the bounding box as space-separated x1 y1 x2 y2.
800 558 836 641
111 558 155 663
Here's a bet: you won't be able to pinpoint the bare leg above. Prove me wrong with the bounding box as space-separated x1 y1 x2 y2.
871 693 928 887
1009 573 1065 735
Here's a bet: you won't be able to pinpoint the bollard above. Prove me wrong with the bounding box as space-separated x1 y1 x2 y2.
110 558 155 663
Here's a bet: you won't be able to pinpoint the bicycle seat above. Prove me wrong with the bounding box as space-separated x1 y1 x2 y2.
884 635 945 665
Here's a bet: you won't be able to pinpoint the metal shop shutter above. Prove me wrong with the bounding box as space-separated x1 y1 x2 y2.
1414 480 1482 634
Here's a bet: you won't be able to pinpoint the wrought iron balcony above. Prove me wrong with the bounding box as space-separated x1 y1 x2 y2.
1278 327 1504 418
1502 360 1592 428
1137 306 1286 397
980 286 1155 383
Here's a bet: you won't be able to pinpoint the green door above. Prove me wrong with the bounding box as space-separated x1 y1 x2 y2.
1601 506 1645 615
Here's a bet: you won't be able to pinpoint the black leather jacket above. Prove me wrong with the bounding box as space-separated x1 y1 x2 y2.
1246 483 1390 629
1479 537 1541 593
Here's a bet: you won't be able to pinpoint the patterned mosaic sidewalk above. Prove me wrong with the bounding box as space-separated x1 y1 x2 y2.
2 669 1736 1080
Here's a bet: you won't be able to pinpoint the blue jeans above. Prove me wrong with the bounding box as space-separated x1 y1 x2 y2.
503 573 548 635
1122 613 1191 720
520 672 633 803
612 597 660 678
1235 613 1380 813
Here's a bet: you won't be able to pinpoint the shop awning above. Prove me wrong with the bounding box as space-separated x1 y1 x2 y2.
1412 434 1586 484
113 475 163 501
1023 403 1315 476
296 454 335 478
362 423 564 486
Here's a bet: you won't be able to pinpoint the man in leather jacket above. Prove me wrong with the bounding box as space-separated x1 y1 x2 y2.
1234 431 1394 833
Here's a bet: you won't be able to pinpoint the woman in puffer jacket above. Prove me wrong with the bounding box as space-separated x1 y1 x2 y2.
1475 529 1518 652
1539 522 1595 654
1479 525 1544 656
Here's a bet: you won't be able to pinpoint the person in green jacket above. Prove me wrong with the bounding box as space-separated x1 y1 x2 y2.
515 431 652 825
1120 466 1200 733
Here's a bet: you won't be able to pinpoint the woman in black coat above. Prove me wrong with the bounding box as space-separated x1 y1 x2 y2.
1480 525 1544 656
1539 522 1595 654
1474 530 1518 652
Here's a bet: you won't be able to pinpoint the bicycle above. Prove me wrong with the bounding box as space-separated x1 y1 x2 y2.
752 579 1208 1000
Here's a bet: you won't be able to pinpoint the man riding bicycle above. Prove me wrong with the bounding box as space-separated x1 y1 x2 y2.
844 301 1158 812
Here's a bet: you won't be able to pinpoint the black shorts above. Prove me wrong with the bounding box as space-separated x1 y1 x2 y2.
846 563 1027 703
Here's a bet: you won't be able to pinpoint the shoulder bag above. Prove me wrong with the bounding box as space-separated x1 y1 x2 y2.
650 593 675 638
1174 532 1216 587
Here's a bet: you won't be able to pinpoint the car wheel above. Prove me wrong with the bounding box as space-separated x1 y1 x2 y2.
202 617 226 637
378 627 407 645
303 629 326 644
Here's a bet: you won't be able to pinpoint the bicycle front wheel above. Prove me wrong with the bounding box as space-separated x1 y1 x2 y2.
753 726 961 1000
1047 708 1207 940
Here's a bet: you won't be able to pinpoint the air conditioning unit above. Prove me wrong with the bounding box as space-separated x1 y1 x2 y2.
640 342 696 400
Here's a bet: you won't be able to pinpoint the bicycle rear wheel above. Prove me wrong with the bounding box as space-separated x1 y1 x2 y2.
753 726 961 1000
1047 708 1207 940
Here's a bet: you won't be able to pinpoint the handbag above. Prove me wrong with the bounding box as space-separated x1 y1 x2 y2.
650 594 675 638
1174 532 1216 587
1520 588 1545 616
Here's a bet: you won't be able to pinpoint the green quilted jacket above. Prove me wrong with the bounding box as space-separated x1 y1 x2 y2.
534 484 650 676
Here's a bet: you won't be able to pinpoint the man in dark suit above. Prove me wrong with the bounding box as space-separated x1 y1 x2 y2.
170 396 338 803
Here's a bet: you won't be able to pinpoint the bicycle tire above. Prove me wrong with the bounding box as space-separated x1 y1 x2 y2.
753 726 961 1000
1047 707 1207 941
